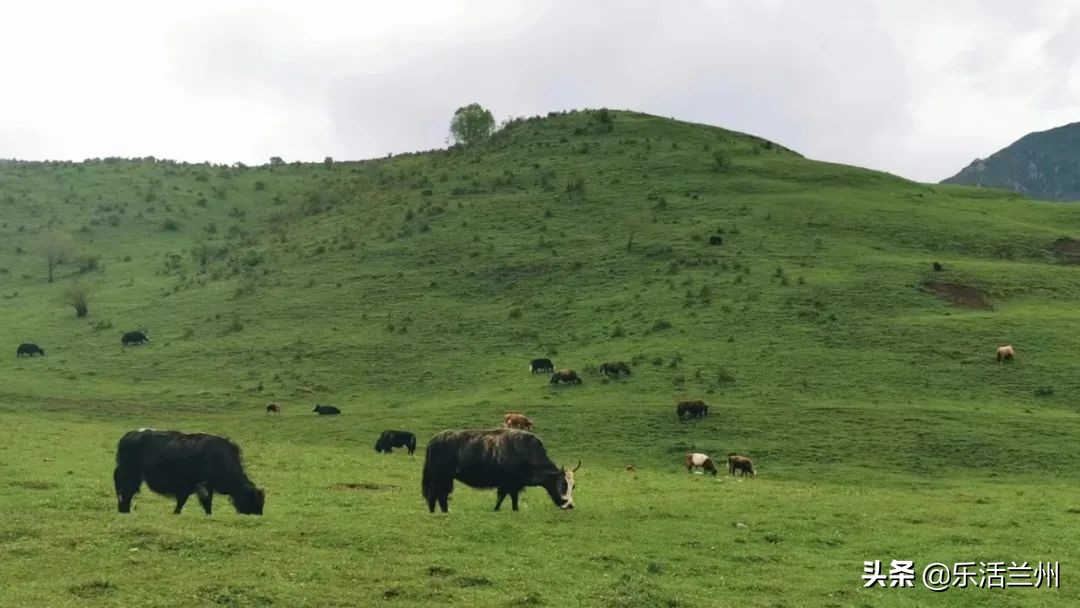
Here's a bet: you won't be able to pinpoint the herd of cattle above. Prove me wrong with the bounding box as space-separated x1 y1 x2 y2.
25 345 1021 516
98 356 758 516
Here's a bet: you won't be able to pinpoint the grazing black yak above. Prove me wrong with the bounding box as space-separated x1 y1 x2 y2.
550 369 582 385
599 361 631 377
122 330 150 346
709 235 723 246
529 358 554 374
375 430 417 455
265 403 280 414
16 343 44 357
421 428 579 513
113 428 265 515
313 405 341 415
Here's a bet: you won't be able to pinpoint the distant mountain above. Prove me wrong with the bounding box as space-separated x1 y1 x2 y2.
942 121 1080 201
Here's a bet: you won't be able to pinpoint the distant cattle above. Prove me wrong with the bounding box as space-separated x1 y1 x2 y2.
709 235 723 246
529 358 555 374
16 343 44 357
265 403 280 414
503 413 534 431
996 345 1015 364
685 452 718 476
122 330 150 347
599 361 631 377
727 453 756 477
625 465 636 473
421 428 579 513
113 428 265 515
313 405 341 415
932 262 943 272
676 400 709 419
375 430 417 455
550 369 582 385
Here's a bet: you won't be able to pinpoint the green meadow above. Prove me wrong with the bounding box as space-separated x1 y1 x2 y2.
1 110 1078 607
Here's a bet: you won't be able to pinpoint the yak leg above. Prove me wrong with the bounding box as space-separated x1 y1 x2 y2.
495 489 508 511
510 490 520 511
426 495 438 513
174 493 191 514
113 467 141 514
437 495 449 513
196 484 214 515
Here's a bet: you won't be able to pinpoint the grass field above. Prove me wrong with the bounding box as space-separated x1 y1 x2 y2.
2 109 1079 607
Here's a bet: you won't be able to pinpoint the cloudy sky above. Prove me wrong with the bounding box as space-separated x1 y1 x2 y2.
1 0 1077 182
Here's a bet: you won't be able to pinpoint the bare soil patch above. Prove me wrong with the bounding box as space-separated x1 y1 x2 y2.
923 282 992 310
331 482 399 492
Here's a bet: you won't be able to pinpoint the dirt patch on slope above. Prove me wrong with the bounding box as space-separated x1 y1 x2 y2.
923 282 992 310
1051 238 1080 264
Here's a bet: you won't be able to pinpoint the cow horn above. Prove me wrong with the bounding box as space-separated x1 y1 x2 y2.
572 460 581 472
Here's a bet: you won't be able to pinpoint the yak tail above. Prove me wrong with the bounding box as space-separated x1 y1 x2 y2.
421 453 432 500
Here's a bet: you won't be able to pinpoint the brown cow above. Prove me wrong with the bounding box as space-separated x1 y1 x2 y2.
503 413 534 431
265 403 280 414
599 361 631 377
550 369 582 385
996 345 1015 364
676 400 709 419
727 453 755 477
685 452 718 476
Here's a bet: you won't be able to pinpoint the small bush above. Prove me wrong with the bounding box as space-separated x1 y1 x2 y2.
161 218 180 231
649 319 673 333
712 150 732 172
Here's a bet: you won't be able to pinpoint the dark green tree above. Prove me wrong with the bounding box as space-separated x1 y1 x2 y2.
449 103 495 146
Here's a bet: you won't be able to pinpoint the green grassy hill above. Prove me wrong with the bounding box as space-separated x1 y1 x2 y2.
2 109 1079 607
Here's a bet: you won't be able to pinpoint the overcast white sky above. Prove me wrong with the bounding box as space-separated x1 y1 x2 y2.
0 0 1077 182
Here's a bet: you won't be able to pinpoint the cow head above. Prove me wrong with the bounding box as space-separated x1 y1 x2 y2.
374 436 388 453
232 485 265 515
544 461 580 509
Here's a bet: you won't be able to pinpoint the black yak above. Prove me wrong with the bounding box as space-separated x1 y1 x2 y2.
676 400 709 419
375 430 417 455
122 330 150 346
313 405 341 415
16 343 44 357
529 358 554 374
709 235 723 246
113 428 265 515
599 361 631 377
550 369 582 385
421 428 579 513
265 403 280 414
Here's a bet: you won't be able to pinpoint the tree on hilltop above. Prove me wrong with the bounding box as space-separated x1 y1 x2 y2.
449 103 495 146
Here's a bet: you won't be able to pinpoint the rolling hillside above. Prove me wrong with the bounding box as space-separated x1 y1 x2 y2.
2 109 1080 607
943 121 1080 201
